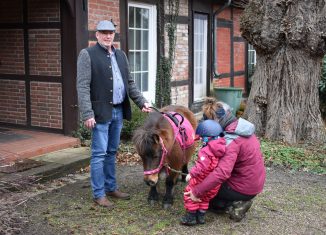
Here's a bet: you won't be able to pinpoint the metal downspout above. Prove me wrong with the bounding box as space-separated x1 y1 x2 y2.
212 0 231 78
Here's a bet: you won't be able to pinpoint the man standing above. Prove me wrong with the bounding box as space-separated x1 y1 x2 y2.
77 20 151 209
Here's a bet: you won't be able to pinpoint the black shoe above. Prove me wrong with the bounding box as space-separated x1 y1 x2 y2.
180 212 197 226
228 200 253 222
197 211 206 224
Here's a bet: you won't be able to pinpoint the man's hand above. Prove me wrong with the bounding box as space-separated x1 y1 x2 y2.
186 174 191 182
141 102 152 112
84 118 96 129
184 190 201 202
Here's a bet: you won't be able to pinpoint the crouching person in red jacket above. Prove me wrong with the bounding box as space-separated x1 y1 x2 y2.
181 120 226 226
187 97 266 222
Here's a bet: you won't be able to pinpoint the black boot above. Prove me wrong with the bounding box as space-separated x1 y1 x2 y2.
228 200 253 222
197 211 206 224
180 212 197 226
208 199 230 214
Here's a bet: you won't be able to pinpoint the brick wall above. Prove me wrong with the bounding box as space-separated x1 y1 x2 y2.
214 77 231 87
88 0 120 32
234 75 245 88
215 5 231 20
234 41 245 71
30 82 62 129
28 0 60 22
28 29 61 76
165 0 188 16
0 0 22 23
166 0 190 106
0 29 25 74
216 27 231 74
171 85 188 107
232 9 246 94
232 8 242 37
214 7 246 94
0 0 63 129
0 80 26 125
169 24 189 81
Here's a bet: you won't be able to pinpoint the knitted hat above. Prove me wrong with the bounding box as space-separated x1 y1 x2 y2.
215 101 236 129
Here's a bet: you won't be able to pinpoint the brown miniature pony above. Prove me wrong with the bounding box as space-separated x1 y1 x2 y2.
132 105 197 209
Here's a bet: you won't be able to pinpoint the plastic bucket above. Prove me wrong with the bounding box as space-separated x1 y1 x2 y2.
213 87 243 115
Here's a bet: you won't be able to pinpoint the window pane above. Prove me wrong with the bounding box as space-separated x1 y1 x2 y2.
142 30 148 50
141 8 149 28
134 52 141 71
129 52 135 71
141 52 148 71
133 72 141 90
135 7 142 28
129 7 134 28
142 72 148 92
128 29 134 50
136 30 141 50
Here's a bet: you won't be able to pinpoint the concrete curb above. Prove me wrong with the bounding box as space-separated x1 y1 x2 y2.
0 147 90 186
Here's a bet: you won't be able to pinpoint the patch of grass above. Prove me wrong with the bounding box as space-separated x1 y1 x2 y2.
261 139 326 175
27 180 187 235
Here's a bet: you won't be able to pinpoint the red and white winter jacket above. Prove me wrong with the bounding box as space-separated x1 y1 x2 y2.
184 138 226 211
192 118 266 198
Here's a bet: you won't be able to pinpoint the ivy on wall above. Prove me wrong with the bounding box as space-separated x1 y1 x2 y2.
155 0 180 108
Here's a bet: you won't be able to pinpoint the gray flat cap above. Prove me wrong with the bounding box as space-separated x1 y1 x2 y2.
96 20 116 31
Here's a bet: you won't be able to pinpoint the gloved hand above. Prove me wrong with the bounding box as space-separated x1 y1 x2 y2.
186 174 191 182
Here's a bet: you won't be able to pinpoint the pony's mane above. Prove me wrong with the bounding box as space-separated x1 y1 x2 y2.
132 128 159 155
132 112 167 155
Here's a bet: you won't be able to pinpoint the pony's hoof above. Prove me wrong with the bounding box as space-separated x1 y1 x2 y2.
148 200 157 206
163 203 172 209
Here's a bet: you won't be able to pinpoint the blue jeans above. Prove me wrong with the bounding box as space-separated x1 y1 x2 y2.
90 106 123 199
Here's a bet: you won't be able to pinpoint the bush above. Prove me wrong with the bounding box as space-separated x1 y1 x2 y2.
72 101 148 144
121 101 147 140
72 121 91 146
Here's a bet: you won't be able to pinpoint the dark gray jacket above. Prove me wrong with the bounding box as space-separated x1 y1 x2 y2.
77 43 147 122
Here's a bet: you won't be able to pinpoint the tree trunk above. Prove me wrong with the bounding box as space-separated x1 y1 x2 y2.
241 0 326 144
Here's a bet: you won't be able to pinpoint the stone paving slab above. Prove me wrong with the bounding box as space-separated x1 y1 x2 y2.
0 147 91 185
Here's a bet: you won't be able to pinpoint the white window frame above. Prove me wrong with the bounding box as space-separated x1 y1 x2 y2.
128 2 157 104
248 44 256 66
193 13 208 102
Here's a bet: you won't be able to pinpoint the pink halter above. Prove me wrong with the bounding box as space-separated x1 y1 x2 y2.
143 137 168 175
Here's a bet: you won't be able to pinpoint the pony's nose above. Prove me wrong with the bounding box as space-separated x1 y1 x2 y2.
144 178 157 187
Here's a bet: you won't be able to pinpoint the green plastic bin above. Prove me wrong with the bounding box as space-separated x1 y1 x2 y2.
213 87 243 115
